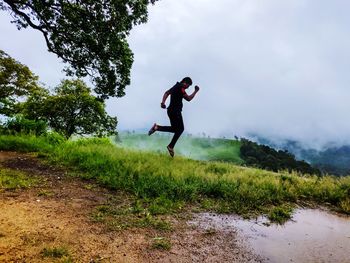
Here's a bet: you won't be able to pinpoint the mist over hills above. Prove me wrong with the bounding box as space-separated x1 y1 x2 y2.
116 131 320 176
253 136 350 176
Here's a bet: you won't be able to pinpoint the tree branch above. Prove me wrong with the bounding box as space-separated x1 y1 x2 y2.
3 0 55 53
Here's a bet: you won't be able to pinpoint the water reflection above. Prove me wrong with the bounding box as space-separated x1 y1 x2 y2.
191 209 350 263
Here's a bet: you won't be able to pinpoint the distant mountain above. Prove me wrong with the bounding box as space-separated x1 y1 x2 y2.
253 136 350 176
240 138 320 175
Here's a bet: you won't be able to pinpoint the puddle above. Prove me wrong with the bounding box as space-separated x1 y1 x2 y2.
190 209 350 263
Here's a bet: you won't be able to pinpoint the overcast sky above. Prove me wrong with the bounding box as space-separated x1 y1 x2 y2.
1 0 350 148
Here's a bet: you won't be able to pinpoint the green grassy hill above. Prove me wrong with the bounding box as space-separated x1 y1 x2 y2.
116 132 319 175
1 134 349 224
116 132 243 164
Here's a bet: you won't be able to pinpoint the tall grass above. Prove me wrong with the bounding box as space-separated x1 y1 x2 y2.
116 132 243 164
48 137 350 215
1 135 349 216
0 133 64 153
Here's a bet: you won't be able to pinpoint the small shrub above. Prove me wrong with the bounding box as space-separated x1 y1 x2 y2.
339 198 350 214
268 205 293 224
3 116 47 136
43 132 66 145
151 237 172 250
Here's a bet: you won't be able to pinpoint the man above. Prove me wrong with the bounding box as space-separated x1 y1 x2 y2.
148 77 200 157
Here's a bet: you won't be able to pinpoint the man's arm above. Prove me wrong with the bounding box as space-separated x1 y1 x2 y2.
161 90 171 108
183 85 200 101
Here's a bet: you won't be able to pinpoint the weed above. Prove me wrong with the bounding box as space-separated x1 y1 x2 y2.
151 237 172 250
38 190 54 197
339 198 350 214
268 205 293 224
84 184 95 190
140 215 172 231
41 246 69 258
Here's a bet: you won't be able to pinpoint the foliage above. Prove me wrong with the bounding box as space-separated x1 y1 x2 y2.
22 79 117 138
306 146 350 176
43 132 66 146
240 138 321 175
0 133 65 153
1 0 158 99
3 115 47 135
257 138 350 176
267 205 293 224
0 49 40 116
339 198 350 214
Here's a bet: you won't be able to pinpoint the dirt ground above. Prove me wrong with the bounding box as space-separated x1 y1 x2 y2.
0 151 262 263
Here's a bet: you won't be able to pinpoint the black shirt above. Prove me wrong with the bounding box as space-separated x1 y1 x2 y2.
167 82 186 112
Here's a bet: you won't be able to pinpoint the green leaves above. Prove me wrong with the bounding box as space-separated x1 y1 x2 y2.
0 50 41 116
2 0 159 99
22 79 117 138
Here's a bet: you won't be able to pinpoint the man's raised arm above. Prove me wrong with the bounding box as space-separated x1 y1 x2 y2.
184 85 200 101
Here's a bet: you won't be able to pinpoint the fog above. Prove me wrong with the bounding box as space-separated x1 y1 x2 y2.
1 0 350 149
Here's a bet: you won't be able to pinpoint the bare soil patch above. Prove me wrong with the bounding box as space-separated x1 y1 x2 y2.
0 151 261 262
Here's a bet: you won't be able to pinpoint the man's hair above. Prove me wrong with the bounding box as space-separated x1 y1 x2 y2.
181 77 192 86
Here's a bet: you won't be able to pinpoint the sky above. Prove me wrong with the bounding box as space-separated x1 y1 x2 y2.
1 0 350 149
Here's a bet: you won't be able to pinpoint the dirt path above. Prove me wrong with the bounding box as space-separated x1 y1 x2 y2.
0 151 261 263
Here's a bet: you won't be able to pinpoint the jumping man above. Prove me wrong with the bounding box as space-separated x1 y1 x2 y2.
148 77 200 157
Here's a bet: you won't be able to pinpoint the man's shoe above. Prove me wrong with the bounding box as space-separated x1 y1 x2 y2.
148 123 157 136
167 146 174 157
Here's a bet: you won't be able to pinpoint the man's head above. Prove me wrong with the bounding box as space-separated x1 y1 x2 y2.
181 77 192 88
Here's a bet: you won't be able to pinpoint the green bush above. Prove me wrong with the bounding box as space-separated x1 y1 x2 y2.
267 205 293 224
2 115 47 136
0 133 65 153
43 132 66 145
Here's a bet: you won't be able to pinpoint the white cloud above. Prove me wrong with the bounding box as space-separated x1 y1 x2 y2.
2 0 350 147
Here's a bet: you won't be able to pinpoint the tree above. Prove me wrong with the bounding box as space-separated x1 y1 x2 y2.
239 138 321 175
1 0 158 99
0 49 40 116
22 79 117 138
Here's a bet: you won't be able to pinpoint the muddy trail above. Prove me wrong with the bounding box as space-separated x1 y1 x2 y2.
0 151 261 263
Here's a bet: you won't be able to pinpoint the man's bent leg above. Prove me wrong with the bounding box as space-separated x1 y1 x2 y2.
157 125 174 132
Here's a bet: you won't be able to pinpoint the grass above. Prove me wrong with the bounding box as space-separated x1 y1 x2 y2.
41 246 69 258
151 237 172 250
267 205 293 224
0 168 39 190
90 195 173 231
37 189 54 197
0 133 63 153
116 132 243 164
1 134 350 223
